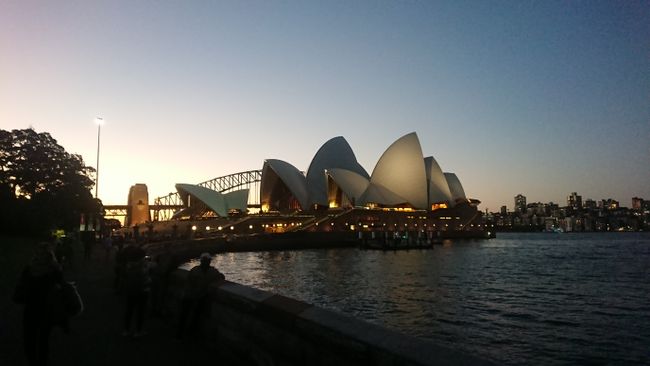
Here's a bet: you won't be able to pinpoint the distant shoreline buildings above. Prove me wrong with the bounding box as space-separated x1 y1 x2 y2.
488 193 649 232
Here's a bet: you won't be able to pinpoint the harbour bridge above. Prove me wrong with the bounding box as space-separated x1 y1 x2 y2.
104 169 262 224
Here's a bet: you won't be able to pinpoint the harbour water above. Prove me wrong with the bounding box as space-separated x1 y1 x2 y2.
182 232 650 365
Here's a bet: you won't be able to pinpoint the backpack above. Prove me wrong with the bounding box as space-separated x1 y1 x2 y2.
47 281 84 328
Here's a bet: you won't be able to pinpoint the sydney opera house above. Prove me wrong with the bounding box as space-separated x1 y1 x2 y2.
127 132 491 243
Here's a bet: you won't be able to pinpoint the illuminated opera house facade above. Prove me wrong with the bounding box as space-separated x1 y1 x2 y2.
131 132 490 240
260 132 471 212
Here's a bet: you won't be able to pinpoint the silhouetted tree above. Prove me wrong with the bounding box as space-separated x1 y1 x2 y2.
0 128 100 236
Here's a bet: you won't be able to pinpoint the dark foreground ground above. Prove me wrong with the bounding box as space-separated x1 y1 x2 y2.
0 238 241 366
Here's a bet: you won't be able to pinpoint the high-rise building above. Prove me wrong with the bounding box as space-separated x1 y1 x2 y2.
632 197 644 211
567 192 582 209
600 198 619 210
500 205 507 215
514 194 526 213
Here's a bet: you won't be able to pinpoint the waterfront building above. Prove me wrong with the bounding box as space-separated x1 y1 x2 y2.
632 197 644 211
527 202 550 216
567 192 582 210
514 194 526 214
584 199 597 210
600 199 619 210
544 217 556 231
583 216 594 232
492 196 648 232
124 132 488 241
260 132 472 212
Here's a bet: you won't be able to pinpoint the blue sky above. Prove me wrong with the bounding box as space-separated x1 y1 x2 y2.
2 1 648 211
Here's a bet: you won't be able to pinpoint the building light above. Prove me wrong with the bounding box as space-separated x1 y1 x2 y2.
206 226 210 231
431 203 448 211
230 226 234 230
191 225 197 231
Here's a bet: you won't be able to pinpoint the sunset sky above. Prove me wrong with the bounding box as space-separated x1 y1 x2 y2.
2 1 649 212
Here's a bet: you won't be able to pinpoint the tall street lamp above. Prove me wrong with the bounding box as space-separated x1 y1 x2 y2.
95 116 104 199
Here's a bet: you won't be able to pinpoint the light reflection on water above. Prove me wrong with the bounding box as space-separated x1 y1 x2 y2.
180 233 650 365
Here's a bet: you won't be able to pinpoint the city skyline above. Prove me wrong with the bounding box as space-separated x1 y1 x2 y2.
503 192 643 212
2 1 649 212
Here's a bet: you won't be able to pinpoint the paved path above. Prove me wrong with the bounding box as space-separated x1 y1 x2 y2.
1 246 242 366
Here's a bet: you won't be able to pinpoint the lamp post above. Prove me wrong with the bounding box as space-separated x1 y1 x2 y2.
94 116 104 199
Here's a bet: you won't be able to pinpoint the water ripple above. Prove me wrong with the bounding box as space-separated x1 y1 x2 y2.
187 232 650 366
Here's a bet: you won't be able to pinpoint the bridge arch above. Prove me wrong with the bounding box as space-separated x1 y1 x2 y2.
153 170 262 221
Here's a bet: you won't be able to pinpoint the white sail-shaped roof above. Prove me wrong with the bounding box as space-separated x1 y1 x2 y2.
175 184 250 217
224 189 249 212
175 183 228 217
256 132 475 212
424 156 453 205
444 172 467 202
361 182 410 206
361 132 428 209
326 168 370 205
260 159 309 211
306 136 369 207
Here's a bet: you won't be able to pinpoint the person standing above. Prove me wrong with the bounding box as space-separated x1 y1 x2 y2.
13 242 63 366
176 253 225 339
121 243 150 337
102 235 113 262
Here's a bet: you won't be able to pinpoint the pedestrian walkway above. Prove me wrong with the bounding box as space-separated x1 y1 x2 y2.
1 244 241 366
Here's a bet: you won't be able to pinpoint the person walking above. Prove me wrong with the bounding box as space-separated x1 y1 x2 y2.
13 242 63 366
121 245 150 337
176 253 225 340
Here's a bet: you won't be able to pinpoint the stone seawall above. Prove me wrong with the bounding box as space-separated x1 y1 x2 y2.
140 238 497 365
164 268 496 366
